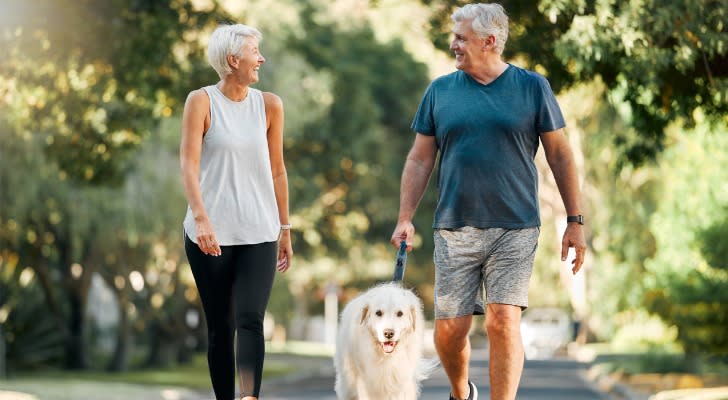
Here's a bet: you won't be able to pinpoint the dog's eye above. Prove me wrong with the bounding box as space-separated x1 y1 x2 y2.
375 310 383 317
396 311 404 317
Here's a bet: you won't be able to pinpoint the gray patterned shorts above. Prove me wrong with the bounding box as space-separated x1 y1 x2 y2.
433 226 539 319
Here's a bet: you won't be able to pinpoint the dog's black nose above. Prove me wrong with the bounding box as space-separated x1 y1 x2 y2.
384 329 394 340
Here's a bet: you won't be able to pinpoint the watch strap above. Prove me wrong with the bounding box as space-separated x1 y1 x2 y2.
567 215 584 225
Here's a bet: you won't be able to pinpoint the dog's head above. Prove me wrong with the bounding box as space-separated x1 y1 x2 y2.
359 283 422 355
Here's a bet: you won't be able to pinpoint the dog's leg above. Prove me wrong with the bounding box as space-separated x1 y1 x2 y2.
335 377 357 400
334 356 360 400
404 380 420 400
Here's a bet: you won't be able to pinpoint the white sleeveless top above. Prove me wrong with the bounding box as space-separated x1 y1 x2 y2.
183 85 280 245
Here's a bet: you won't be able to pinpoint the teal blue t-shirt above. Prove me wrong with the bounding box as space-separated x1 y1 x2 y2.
411 64 565 229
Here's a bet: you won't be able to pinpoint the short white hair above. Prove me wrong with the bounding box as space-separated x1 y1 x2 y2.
207 24 262 79
452 3 509 55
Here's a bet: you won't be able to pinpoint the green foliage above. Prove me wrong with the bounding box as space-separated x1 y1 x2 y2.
284 3 433 268
642 123 728 355
646 272 728 355
554 0 727 167
0 0 225 184
0 261 65 370
420 0 728 166
698 213 728 272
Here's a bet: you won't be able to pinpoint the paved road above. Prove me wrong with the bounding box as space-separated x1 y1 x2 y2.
253 348 614 400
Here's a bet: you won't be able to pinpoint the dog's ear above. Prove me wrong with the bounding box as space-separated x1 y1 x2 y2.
409 305 417 332
360 305 369 325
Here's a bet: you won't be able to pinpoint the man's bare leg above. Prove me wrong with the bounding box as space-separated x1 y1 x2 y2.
485 304 523 400
435 315 473 399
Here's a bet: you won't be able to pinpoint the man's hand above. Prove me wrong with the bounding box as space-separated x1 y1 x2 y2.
561 224 586 274
390 221 416 252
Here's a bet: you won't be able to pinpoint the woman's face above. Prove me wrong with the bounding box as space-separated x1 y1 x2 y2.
232 36 265 84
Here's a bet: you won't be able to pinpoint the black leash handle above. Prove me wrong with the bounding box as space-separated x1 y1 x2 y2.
392 240 408 282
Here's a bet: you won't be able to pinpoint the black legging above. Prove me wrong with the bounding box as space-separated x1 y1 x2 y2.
185 235 278 399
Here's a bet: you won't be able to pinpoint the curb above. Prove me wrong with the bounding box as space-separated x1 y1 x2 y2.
649 387 728 400
0 391 39 400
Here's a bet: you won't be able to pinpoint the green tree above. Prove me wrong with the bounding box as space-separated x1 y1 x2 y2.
0 0 224 184
0 0 228 369
276 3 436 319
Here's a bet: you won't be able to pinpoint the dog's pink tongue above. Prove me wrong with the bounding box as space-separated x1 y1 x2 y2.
382 341 396 353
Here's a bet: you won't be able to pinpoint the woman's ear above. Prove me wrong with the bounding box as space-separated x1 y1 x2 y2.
227 53 238 70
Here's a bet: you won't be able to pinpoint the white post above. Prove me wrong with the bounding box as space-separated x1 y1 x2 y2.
324 282 339 345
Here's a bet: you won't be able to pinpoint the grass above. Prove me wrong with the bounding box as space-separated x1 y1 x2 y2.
585 343 728 382
0 341 335 399
6 353 299 390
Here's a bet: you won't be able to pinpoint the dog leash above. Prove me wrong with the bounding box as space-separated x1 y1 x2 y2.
392 240 408 282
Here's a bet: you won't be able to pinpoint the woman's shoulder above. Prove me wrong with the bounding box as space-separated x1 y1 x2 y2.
261 91 283 110
182 88 211 117
186 87 212 105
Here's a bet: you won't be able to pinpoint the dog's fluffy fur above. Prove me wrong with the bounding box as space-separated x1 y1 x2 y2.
334 282 437 400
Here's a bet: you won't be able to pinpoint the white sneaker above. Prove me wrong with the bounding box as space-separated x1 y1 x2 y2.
449 381 477 400
467 381 478 400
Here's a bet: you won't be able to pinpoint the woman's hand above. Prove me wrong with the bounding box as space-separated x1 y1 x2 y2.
277 229 293 272
195 217 221 256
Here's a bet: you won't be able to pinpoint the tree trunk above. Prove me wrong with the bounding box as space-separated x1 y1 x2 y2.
106 291 130 372
145 322 180 368
64 291 88 369
62 221 97 370
31 260 68 336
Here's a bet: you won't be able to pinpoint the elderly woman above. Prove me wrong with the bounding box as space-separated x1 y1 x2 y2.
180 23 293 400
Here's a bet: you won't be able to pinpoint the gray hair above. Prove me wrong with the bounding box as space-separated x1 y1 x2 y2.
452 3 509 55
207 24 263 79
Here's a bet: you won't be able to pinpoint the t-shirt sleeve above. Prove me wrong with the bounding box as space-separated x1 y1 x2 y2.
535 76 566 133
410 83 436 136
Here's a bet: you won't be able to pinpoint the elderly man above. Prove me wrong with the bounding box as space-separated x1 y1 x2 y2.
391 3 586 400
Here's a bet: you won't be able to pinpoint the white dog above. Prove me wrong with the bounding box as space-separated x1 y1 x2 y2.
334 282 438 400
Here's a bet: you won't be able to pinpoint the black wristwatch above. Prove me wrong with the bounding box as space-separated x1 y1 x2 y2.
567 215 584 225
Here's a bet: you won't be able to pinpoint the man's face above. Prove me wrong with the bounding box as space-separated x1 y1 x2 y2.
450 19 485 72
